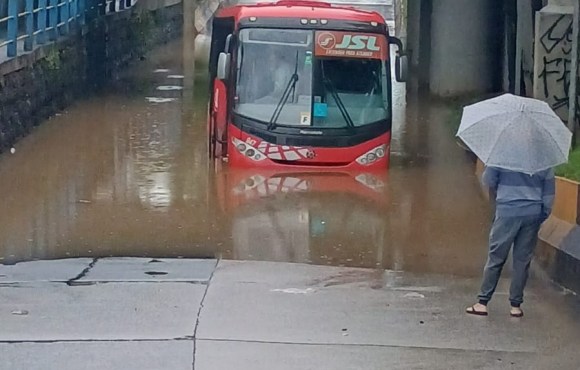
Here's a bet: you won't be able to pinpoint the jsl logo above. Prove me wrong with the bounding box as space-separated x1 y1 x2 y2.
335 35 380 51
318 33 381 52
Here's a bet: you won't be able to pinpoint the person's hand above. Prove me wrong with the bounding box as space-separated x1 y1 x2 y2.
540 211 550 224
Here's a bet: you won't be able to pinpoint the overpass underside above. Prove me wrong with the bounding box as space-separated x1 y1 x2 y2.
404 0 578 113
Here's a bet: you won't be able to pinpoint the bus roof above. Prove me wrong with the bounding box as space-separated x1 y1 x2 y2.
215 0 387 25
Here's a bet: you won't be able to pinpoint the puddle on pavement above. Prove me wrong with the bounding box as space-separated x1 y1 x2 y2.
0 36 492 277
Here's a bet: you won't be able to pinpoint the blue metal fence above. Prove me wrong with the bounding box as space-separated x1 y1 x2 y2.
0 0 138 59
0 0 85 58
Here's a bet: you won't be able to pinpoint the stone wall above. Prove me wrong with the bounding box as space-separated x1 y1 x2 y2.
0 3 183 153
0 39 86 152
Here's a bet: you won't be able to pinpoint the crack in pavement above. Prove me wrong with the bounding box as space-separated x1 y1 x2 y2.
192 259 219 370
0 337 194 344
66 258 99 286
68 280 210 286
195 338 536 355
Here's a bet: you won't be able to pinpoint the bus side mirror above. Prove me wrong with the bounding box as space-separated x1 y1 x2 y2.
217 52 231 80
395 54 408 83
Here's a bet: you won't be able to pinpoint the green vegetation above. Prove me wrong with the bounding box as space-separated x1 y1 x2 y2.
44 47 61 70
556 147 580 182
128 11 156 52
38 46 67 86
448 104 463 133
446 93 499 134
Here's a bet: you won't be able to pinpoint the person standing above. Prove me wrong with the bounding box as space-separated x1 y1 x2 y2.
466 166 555 318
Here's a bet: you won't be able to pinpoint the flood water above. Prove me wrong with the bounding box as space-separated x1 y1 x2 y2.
0 37 492 277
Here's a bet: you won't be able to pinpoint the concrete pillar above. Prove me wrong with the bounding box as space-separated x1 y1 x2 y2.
193 0 222 64
499 0 515 94
428 0 500 97
393 0 407 44
533 1 575 122
404 0 421 69
404 0 432 92
514 0 536 96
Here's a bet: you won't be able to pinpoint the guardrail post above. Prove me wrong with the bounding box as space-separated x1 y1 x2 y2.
60 0 70 35
49 0 58 41
24 0 34 51
70 0 78 28
7 0 18 57
84 0 101 24
85 0 94 23
78 0 85 26
37 0 47 44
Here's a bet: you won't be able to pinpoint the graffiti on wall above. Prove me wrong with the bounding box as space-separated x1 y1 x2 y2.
537 14 580 126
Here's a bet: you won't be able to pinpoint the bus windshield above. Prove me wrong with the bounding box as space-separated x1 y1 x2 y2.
234 28 390 129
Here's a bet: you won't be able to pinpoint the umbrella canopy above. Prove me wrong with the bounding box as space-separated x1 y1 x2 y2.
456 93 573 174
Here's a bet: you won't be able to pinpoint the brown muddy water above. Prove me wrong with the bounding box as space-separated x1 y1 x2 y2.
0 37 491 277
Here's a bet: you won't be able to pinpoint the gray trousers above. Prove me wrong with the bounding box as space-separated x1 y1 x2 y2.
478 215 542 307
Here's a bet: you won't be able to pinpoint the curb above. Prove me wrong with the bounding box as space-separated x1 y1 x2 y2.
537 217 580 294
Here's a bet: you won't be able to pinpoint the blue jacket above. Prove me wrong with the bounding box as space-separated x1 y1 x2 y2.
482 167 555 220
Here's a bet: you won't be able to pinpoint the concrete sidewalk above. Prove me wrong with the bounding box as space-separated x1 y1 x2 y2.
0 258 578 369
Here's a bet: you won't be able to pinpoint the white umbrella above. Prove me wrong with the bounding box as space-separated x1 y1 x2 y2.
456 93 573 174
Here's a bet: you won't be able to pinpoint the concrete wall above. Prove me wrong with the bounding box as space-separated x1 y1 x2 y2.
428 0 500 97
0 4 183 153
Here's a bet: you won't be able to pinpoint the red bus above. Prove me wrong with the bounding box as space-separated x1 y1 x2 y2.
208 0 407 170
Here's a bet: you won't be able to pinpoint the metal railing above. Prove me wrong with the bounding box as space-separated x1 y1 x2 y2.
0 0 138 59
0 0 86 58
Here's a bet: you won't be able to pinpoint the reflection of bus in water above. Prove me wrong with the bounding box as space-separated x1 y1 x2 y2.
215 169 388 266
208 0 406 170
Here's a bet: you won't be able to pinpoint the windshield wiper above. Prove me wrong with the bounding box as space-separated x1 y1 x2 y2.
320 62 354 128
323 77 354 128
268 52 299 131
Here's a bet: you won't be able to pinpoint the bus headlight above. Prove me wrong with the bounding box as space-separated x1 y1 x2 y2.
232 137 266 162
355 145 388 166
375 147 385 158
